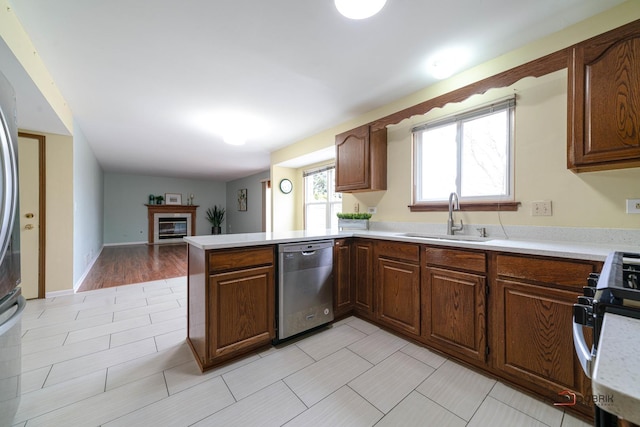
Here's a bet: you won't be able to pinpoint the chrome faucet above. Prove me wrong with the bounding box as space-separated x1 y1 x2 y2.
447 192 464 235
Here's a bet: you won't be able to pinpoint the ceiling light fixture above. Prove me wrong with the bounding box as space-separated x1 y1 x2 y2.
335 0 387 19
426 48 470 80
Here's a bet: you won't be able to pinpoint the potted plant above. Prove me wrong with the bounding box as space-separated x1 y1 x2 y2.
155 195 164 205
206 206 226 235
336 212 372 230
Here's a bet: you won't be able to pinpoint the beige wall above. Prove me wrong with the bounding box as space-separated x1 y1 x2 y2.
44 132 74 292
270 1 640 232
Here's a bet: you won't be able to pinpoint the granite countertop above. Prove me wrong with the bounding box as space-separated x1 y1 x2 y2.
184 228 639 261
591 313 640 424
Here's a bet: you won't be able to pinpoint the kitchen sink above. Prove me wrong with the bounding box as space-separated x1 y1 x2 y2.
399 232 493 242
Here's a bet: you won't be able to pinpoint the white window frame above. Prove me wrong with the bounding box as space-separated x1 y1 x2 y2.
304 165 342 231
412 97 515 205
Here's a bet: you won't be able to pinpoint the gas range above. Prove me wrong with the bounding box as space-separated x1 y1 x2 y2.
573 251 640 427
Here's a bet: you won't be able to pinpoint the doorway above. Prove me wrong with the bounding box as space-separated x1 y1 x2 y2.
18 132 45 299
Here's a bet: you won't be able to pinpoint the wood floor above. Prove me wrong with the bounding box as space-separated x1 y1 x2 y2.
78 243 187 292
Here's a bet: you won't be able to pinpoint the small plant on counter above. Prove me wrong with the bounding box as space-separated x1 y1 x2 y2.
206 206 226 235
336 212 372 220
155 195 164 205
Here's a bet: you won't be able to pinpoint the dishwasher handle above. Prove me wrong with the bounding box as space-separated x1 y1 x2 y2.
301 250 316 256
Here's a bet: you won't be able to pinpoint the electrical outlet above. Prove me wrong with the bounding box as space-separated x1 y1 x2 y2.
368 207 377 214
532 200 552 216
354 203 360 213
626 199 640 214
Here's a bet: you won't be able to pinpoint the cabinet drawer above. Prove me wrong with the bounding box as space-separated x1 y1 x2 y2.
496 254 597 288
208 246 274 273
425 247 486 273
375 241 420 263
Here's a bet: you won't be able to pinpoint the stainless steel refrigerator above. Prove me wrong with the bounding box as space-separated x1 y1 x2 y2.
0 70 25 426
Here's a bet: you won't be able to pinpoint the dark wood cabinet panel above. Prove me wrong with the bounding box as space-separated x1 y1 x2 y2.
376 242 421 337
493 278 592 413
333 239 353 317
187 245 275 371
425 247 486 274
568 19 640 172
210 266 274 359
496 254 597 289
354 240 374 318
335 125 387 192
422 267 486 362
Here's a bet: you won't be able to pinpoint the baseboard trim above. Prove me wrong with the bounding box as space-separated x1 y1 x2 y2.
73 245 105 292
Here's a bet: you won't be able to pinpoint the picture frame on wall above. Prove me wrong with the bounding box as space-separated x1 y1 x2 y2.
238 189 247 211
165 193 182 205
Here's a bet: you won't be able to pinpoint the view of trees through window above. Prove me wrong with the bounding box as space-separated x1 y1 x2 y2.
414 100 513 203
305 167 342 231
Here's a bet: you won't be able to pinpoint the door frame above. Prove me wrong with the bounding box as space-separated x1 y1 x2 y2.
18 132 46 299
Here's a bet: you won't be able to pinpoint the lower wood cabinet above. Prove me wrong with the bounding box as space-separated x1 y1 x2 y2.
209 265 274 360
422 247 487 363
375 241 421 337
353 240 374 319
333 238 353 318
492 254 599 416
187 245 275 371
422 267 486 362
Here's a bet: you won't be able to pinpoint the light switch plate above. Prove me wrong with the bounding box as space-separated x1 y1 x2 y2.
626 199 640 214
532 200 552 216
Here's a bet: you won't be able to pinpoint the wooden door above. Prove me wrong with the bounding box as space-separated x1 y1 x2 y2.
18 133 45 299
333 239 352 317
209 265 274 360
376 257 420 336
493 278 592 412
336 125 370 192
353 240 374 318
423 267 486 362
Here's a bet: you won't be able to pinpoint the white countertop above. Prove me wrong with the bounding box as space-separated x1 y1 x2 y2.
591 313 640 424
184 228 639 261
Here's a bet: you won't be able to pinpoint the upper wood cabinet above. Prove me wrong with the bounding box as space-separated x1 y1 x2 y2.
568 19 640 172
335 124 387 192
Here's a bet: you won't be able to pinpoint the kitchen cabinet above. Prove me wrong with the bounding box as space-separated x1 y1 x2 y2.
335 124 387 192
568 19 640 172
375 241 421 337
422 247 487 364
492 254 599 416
187 245 275 371
333 238 353 317
353 239 375 320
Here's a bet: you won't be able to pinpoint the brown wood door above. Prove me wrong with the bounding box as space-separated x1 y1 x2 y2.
422 267 486 362
353 240 374 317
493 278 592 412
568 20 640 171
209 265 274 360
335 125 370 192
376 257 420 337
333 239 353 317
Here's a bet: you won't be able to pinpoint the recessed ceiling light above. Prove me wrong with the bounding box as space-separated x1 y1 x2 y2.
335 0 387 20
426 48 470 80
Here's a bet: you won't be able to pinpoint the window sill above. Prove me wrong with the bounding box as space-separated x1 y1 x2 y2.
409 201 520 212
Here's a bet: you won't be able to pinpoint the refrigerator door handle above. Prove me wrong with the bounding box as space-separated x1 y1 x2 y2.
0 293 25 336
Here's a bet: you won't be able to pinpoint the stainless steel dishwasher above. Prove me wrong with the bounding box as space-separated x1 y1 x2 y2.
278 240 334 341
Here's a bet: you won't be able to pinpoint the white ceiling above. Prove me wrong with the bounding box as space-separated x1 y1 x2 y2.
3 0 625 181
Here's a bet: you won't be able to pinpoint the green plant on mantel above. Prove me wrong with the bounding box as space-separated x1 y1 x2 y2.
336 212 372 220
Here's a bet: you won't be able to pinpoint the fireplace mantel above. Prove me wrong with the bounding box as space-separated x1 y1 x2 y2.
146 204 198 244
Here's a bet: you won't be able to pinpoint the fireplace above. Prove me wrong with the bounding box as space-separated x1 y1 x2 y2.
155 214 190 242
146 204 198 244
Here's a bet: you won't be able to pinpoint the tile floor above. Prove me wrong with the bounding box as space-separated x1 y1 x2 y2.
14 277 592 427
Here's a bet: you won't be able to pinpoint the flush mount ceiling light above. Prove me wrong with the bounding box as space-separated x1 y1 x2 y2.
426 48 471 80
193 111 269 146
335 0 387 19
